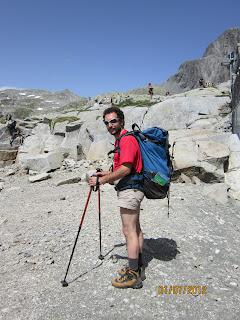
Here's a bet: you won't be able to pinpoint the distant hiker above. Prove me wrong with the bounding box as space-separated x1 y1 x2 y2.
6 114 23 146
93 99 99 109
199 78 204 88
148 83 153 99
88 107 145 289
165 91 170 96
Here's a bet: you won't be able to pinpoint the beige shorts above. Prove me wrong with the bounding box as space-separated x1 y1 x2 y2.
117 189 144 211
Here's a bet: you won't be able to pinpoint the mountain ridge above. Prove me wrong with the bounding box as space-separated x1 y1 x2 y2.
129 27 240 95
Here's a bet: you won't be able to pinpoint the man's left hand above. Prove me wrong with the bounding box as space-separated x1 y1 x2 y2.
88 176 98 186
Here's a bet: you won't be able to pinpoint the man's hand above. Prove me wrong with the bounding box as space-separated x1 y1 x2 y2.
87 164 132 186
95 171 111 177
88 176 98 187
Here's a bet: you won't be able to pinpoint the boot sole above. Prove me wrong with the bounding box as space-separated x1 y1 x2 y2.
112 280 143 289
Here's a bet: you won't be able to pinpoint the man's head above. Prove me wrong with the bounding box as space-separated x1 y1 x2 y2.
103 107 125 137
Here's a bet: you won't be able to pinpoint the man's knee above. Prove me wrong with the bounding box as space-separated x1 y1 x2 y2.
122 225 138 239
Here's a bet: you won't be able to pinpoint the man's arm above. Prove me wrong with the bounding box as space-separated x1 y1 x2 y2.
88 163 132 186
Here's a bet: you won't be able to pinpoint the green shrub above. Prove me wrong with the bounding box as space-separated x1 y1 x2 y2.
49 116 80 131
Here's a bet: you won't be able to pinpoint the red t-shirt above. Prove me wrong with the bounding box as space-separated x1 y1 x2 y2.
113 129 142 173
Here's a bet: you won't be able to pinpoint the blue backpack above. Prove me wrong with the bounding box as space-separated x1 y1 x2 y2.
131 124 171 199
110 124 173 212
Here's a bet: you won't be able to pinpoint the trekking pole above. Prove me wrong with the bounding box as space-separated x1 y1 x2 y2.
61 187 93 287
95 169 104 260
97 184 104 260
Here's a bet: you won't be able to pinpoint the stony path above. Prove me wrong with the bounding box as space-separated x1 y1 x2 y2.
0 170 240 320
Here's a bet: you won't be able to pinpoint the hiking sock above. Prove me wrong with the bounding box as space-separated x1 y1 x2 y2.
138 252 143 268
128 258 139 272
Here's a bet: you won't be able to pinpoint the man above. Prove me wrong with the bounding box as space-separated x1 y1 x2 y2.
148 82 153 99
88 107 145 289
199 78 204 88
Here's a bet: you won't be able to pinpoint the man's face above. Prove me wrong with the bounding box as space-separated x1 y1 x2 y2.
104 112 123 136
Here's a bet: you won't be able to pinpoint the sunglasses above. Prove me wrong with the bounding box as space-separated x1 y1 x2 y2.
103 118 119 126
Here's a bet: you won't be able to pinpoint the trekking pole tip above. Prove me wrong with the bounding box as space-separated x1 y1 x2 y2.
61 280 69 287
98 254 104 260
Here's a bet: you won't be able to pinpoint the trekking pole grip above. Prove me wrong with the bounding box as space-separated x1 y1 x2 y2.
93 168 102 192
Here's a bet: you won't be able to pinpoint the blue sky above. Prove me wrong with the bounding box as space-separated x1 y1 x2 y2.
0 0 239 97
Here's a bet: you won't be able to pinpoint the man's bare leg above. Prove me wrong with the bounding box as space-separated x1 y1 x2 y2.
136 215 144 253
120 207 143 270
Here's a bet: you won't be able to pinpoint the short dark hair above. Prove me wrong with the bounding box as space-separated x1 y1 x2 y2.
103 107 124 124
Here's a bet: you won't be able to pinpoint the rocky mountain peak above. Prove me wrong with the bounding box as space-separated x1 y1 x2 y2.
203 27 240 57
163 27 240 93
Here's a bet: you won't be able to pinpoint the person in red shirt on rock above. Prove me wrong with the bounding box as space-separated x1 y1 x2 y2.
148 82 153 99
88 107 145 289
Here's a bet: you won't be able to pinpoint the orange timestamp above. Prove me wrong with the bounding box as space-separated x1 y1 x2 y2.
157 285 207 295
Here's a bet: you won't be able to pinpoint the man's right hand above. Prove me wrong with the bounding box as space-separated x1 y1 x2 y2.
95 171 111 177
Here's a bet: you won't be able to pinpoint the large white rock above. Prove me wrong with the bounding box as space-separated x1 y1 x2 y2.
61 129 81 160
170 129 230 174
29 173 51 183
44 135 64 152
19 123 51 154
31 123 51 136
197 140 229 161
228 152 240 171
187 117 218 129
18 151 64 173
143 96 230 130
225 170 240 200
203 183 229 204
169 129 231 146
172 140 198 170
228 134 240 152
52 121 68 134
121 106 148 130
19 135 44 154
87 140 110 160
77 111 112 156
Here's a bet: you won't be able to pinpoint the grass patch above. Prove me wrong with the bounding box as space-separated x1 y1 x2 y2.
13 106 34 119
56 100 88 114
113 99 156 108
49 116 80 131
215 94 230 97
0 116 6 124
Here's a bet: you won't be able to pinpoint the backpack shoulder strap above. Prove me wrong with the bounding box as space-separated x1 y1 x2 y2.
107 131 134 156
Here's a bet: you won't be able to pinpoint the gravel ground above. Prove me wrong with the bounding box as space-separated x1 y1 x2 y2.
0 168 240 320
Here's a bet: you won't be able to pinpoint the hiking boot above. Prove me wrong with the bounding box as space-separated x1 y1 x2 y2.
117 265 146 281
112 269 143 289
